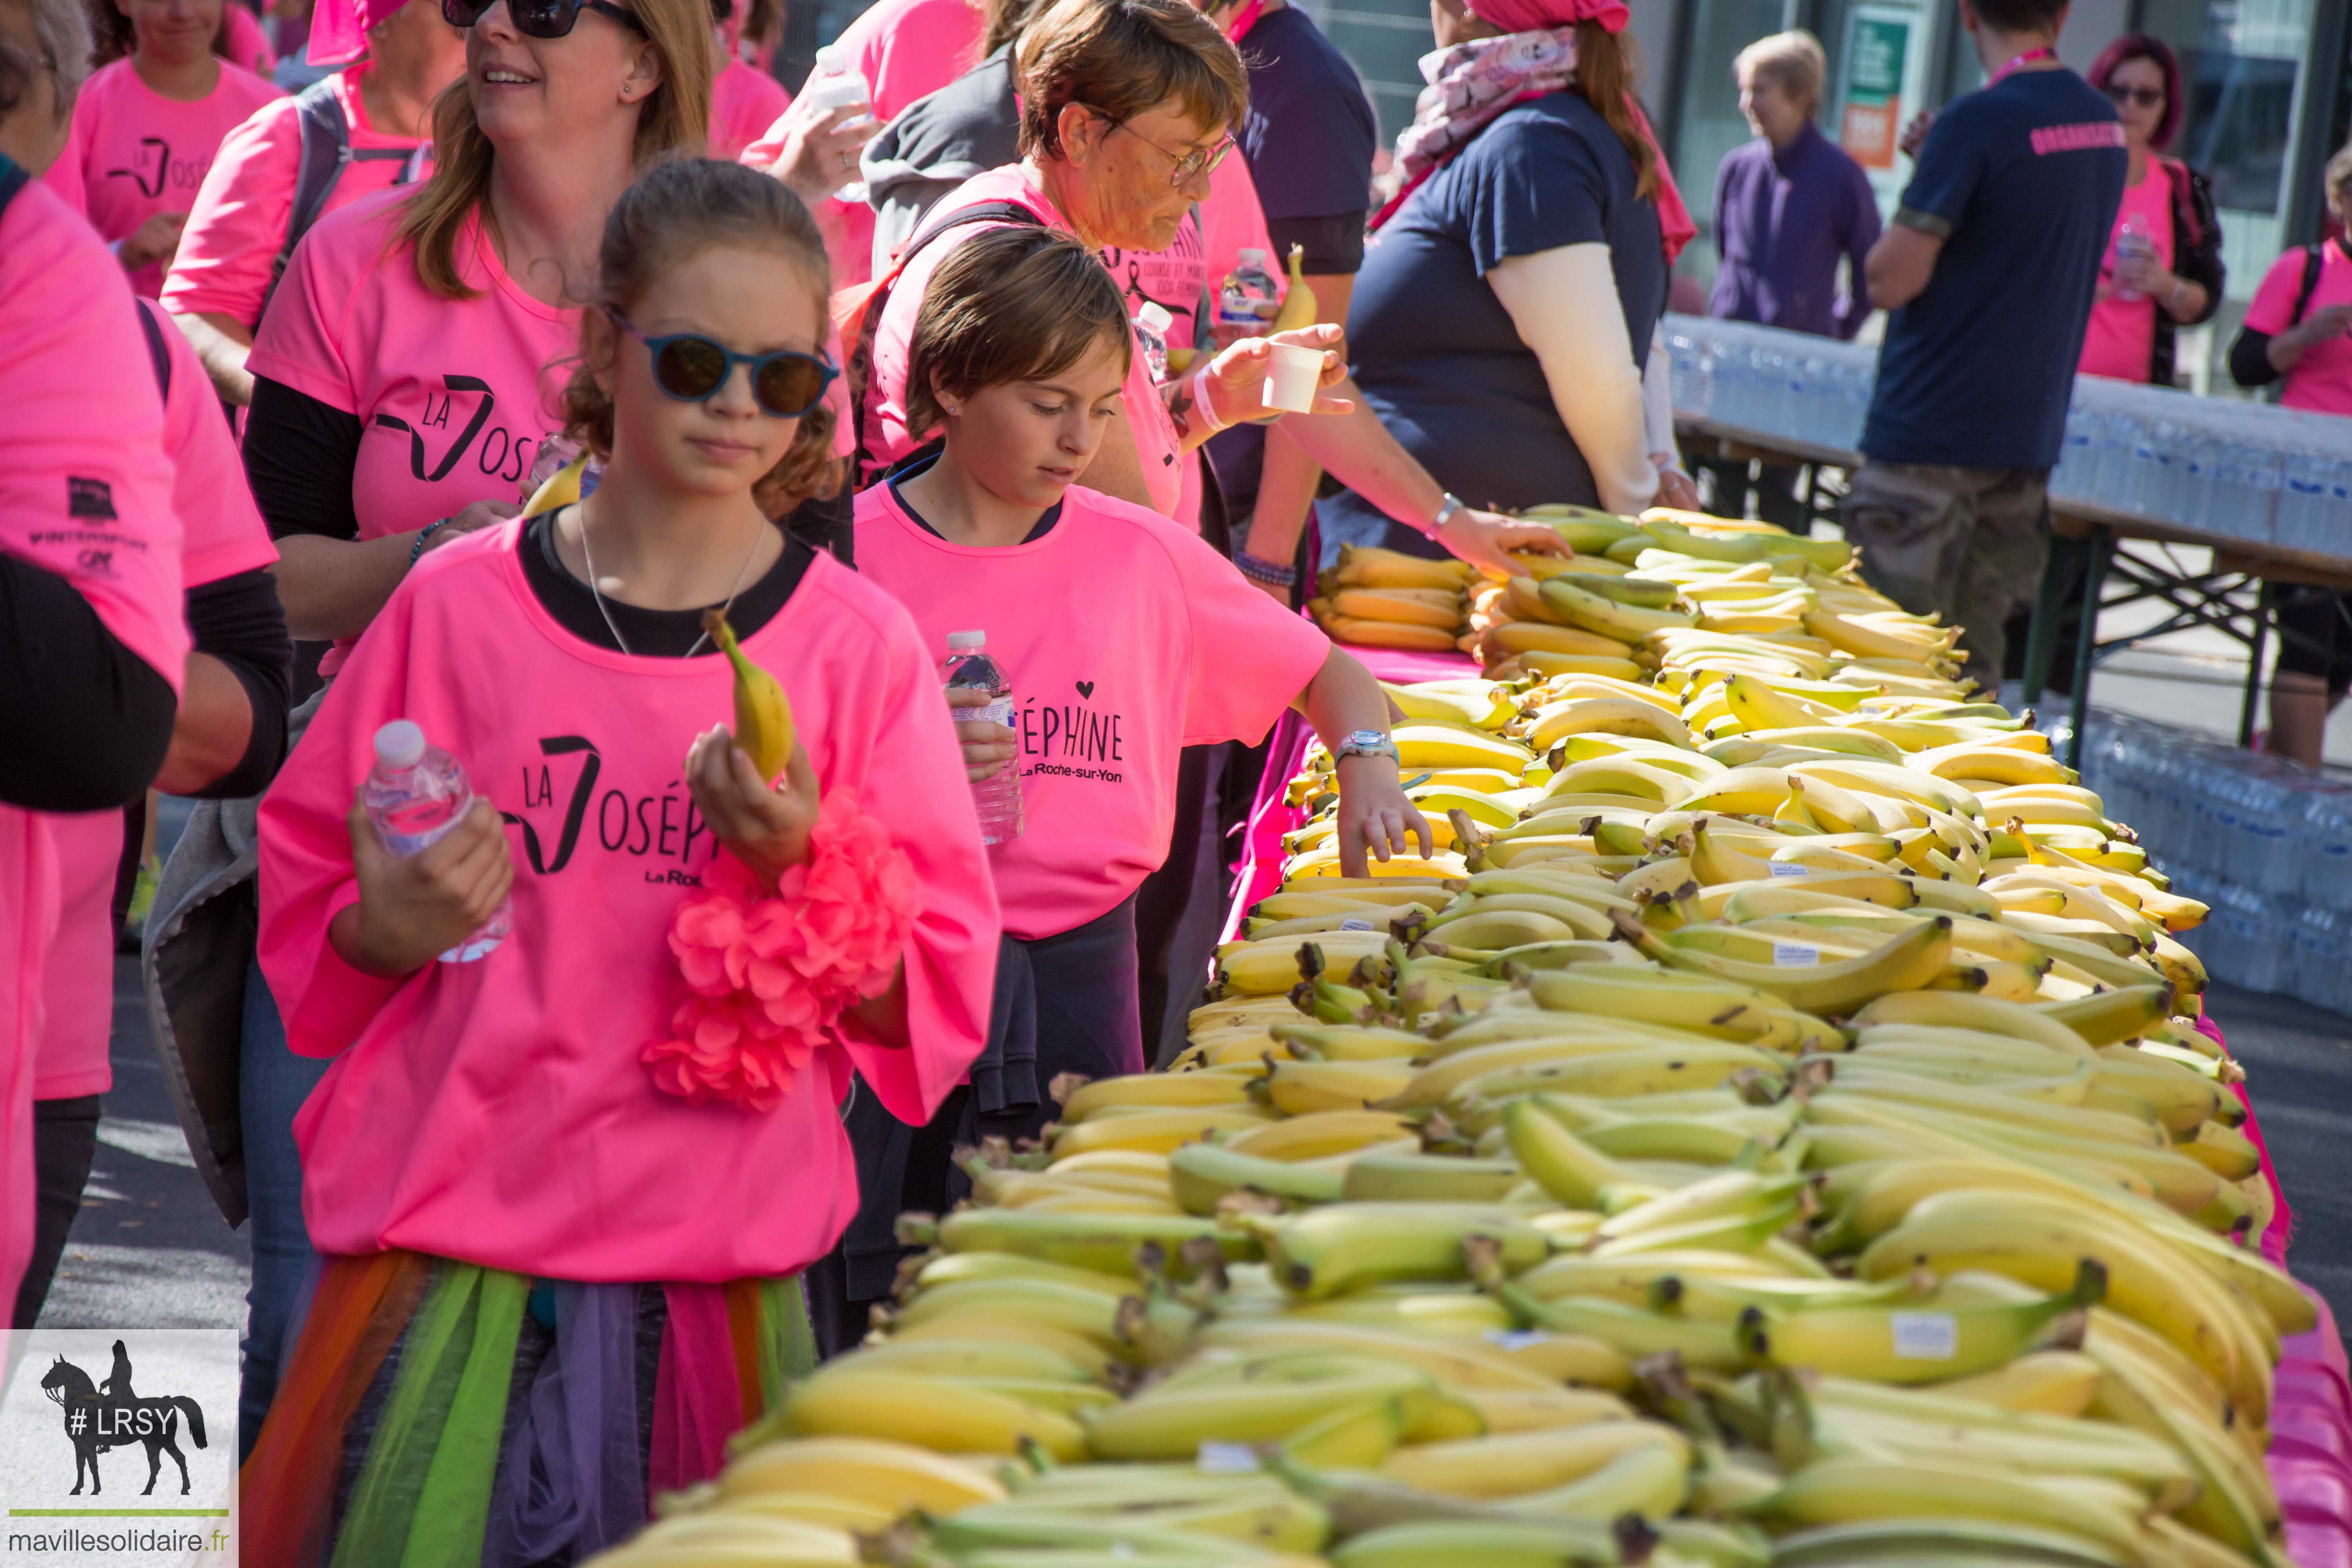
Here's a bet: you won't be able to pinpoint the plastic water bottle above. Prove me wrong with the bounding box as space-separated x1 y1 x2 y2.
799 45 872 201
363 720 510 963
1216 249 1279 335
943 632 1022 846
1132 300 1172 384
2114 214 2152 302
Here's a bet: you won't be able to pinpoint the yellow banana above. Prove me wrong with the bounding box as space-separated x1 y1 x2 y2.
704 610 794 781
1271 244 1317 332
782 1368 1087 1459
1379 1419 1689 1499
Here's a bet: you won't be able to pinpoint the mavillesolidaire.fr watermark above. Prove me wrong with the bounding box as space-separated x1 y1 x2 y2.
0 1330 235 1566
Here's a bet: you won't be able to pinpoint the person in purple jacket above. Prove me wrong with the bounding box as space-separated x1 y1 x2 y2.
1700 29 1879 528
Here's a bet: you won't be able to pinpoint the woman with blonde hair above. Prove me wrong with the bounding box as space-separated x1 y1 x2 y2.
220 0 707 1458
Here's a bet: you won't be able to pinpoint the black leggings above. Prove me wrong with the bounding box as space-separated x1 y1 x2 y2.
11 1096 102 1329
2273 587 2352 696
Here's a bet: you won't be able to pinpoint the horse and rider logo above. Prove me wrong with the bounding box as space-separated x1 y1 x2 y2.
37 1340 209 1496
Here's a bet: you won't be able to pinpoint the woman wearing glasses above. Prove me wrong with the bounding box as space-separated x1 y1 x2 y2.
222 0 706 1458
2076 32 2221 387
857 0 1565 577
242 158 995 1563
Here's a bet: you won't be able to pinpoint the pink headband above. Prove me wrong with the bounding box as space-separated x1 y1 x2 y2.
307 0 410 68
1462 0 1628 36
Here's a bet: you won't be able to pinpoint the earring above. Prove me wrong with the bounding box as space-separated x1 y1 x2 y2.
944 404 960 416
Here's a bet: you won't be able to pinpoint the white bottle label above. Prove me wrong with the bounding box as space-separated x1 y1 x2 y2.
1889 1312 1959 1360
1771 940 1820 967
961 697 1013 728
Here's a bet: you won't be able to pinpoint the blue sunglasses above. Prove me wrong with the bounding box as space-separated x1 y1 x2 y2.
608 309 838 419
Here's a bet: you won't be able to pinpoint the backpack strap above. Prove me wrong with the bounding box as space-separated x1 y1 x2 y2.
266 77 357 309
831 198 1049 488
2290 243 2326 328
134 298 174 405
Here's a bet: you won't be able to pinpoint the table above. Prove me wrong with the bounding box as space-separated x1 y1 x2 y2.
1677 412 2352 768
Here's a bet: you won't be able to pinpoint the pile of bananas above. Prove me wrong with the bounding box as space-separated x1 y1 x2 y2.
1308 546 1476 653
588 508 2311 1568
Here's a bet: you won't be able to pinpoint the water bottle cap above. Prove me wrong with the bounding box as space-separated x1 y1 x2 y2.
374 719 426 769
947 630 987 650
1135 301 1172 333
814 44 844 68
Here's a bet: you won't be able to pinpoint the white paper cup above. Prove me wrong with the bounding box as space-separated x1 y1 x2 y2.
1261 343 1323 414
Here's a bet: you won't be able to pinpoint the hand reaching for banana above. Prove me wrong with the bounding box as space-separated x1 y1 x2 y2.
1332 753 1434 877
686 724 820 894
1431 504 1573 578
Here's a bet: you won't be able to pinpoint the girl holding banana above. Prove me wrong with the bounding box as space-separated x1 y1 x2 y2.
241 162 998 1564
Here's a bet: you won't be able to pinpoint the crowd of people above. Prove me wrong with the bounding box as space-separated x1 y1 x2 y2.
0 0 2347 1555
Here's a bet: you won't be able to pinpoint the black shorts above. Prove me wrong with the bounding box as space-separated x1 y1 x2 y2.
2272 586 2352 695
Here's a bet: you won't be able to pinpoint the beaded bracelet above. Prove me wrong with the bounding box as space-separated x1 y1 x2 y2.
1234 550 1298 588
408 519 448 566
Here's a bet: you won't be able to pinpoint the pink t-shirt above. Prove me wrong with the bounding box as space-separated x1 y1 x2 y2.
36 299 279 1102
247 186 577 673
854 478 1330 939
711 58 790 163
0 187 182 1269
863 163 1185 519
47 56 285 296
2077 162 2176 384
162 65 425 329
0 178 188 694
2244 238 2352 418
256 522 997 1281
832 0 984 123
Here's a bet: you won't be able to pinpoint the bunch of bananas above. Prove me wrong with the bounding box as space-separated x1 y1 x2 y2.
1308 546 1476 653
587 503 2310 1568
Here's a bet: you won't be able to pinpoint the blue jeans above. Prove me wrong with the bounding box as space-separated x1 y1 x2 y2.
237 954 329 1462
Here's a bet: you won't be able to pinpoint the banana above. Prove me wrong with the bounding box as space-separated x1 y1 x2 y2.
1060 1073 1258 1122
1849 989 2097 1055
703 610 795 781
1324 1519 1634 1568
1853 1189 2268 1422
1492 621 1638 660
1615 909 1952 1015
1527 696 1691 750
1927 1349 2102 1417
1049 1106 1274 1156
1332 588 1465 630
1193 1319 1560 1393
1084 1357 1434 1459
1380 1419 1689 1500
782 1367 1087 1459
713 1435 1006 1513
1243 1202 1552 1298
1341 1154 1524 1204
1383 681 1515 731
934 1209 1248 1278
1322 614 1463 651
1272 243 1318 332
1499 650 1648 683
1226 1110 1419 1163
1332 544 1475 592
1740 1260 2104 1383
1394 724 1536 772
1538 577 1695 642
1744 1455 2148 1559
1168 1143 1348 1214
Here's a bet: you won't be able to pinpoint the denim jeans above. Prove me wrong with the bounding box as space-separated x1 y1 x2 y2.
237 954 329 1461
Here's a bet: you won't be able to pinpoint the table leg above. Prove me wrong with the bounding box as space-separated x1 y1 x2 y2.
2065 526 2112 772
2239 579 2273 750
2020 534 2082 715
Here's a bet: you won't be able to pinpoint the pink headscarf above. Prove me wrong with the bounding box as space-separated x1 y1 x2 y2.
1371 0 1695 267
308 0 410 67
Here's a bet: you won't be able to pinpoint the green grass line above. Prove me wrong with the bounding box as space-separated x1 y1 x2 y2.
7 1508 231 1516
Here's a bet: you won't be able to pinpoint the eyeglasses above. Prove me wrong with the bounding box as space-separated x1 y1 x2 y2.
2103 83 2164 109
441 0 645 38
608 310 838 418
1089 108 1233 187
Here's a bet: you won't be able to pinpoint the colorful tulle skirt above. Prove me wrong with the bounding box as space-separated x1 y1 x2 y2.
240 1249 815 1567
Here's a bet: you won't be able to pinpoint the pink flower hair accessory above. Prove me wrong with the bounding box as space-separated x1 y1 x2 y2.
642 789 916 1111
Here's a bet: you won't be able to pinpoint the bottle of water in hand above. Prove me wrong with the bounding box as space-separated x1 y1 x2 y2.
943 632 1022 846
2114 215 2152 302
363 719 511 963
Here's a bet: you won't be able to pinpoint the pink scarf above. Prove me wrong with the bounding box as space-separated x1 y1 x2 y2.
1369 3 1695 266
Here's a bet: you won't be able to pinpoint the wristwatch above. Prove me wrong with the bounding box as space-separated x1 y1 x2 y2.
1333 730 1399 765
1428 492 1467 535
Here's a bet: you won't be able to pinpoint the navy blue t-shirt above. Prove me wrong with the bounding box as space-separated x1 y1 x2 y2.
1323 90 1665 556
1209 4 1377 534
1860 68 2127 470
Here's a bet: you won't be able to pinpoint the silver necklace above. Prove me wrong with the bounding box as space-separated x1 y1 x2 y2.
573 505 766 658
